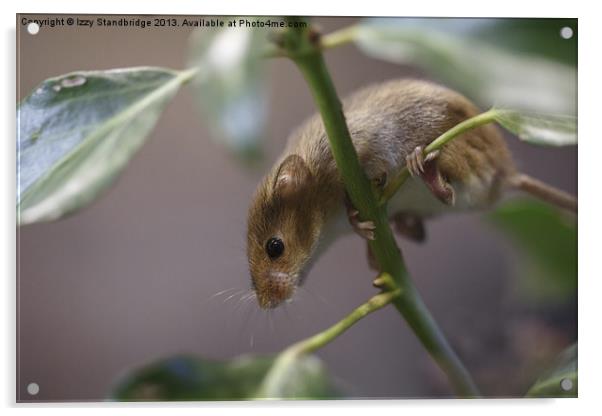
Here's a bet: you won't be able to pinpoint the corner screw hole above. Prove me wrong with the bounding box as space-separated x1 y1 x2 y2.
27 22 40 35
27 382 40 396
560 378 573 391
560 27 573 40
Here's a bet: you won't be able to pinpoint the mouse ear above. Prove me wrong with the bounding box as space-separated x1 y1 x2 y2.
273 154 313 199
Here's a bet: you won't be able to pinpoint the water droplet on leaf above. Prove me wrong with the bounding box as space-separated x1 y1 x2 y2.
60 75 87 88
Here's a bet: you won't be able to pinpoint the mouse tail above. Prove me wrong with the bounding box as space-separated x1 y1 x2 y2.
508 173 577 213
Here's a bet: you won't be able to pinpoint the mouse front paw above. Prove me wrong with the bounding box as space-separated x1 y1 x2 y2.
344 192 376 240
406 146 440 177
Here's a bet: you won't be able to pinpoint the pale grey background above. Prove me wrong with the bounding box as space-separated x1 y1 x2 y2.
17 15 577 401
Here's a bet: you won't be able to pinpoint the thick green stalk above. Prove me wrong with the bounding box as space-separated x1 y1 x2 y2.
283 23 480 397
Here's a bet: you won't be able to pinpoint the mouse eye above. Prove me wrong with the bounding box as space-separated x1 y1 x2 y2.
266 237 285 259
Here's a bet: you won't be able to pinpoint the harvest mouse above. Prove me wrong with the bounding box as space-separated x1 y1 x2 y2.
246 79 576 309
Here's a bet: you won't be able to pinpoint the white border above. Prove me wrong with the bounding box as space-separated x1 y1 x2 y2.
3 1 600 415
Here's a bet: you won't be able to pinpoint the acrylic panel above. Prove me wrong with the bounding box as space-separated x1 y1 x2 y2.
16 14 577 402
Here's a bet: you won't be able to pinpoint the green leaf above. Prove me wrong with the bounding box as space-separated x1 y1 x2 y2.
494 109 577 146
438 18 577 66
488 199 577 302
187 19 271 164
17 67 195 225
354 18 576 114
526 343 577 398
111 354 338 401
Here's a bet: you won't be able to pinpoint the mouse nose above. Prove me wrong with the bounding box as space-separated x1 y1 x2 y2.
254 271 295 309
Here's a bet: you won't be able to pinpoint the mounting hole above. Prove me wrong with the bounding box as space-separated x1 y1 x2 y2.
27 382 40 396
27 22 40 35
560 378 573 391
560 26 573 40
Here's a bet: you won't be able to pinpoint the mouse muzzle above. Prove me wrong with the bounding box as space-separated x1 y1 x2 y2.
253 271 296 309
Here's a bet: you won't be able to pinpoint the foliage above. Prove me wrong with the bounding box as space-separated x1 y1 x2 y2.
526 344 577 398
354 18 576 114
187 21 270 163
17 67 194 225
16 17 578 400
112 354 337 400
493 110 577 146
488 199 577 302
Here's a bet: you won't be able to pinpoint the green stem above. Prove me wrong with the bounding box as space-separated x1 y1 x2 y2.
257 274 400 398
263 24 359 58
179 67 200 83
281 22 480 397
320 25 359 50
296 274 400 355
380 109 499 204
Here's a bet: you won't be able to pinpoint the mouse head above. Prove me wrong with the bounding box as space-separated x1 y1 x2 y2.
247 154 323 309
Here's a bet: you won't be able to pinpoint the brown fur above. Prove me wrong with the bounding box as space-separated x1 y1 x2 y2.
247 79 514 308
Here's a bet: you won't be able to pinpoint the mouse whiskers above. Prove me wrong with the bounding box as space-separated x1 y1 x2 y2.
222 289 248 304
281 301 298 324
239 290 257 304
266 308 276 334
208 287 239 300
233 289 256 312
297 285 332 310
236 299 256 337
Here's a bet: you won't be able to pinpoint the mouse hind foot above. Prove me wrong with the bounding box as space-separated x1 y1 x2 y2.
344 192 376 240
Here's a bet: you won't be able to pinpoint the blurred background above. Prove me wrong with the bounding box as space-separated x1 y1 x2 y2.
17 16 576 401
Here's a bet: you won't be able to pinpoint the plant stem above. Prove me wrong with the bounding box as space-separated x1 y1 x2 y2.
379 109 499 204
282 21 480 397
179 67 200 83
263 24 359 58
296 274 400 355
320 25 359 50
257 274 400 398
